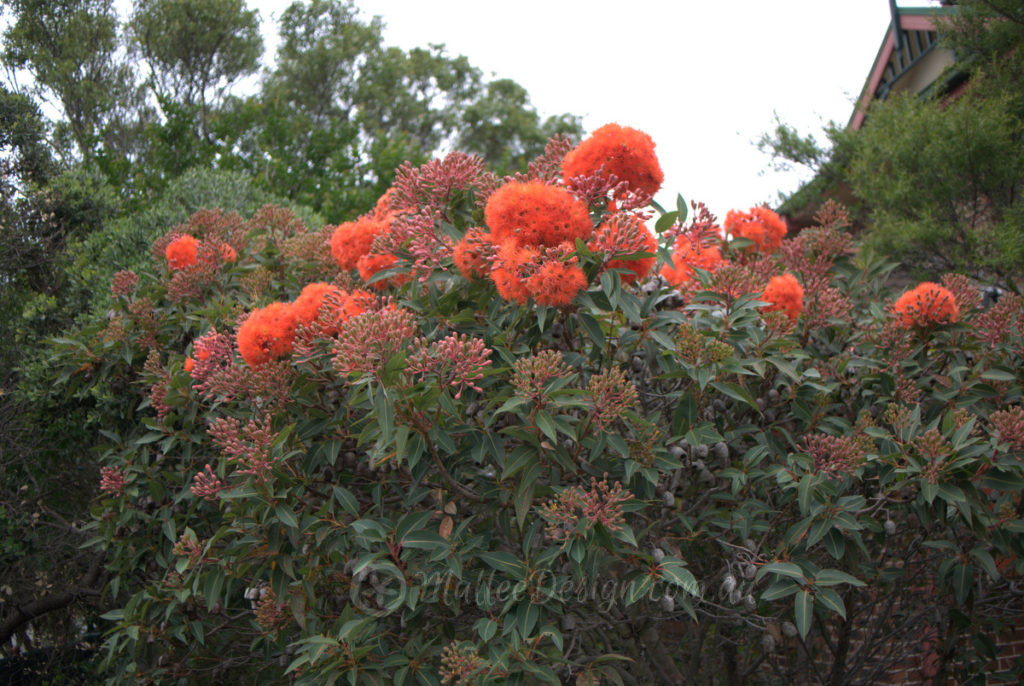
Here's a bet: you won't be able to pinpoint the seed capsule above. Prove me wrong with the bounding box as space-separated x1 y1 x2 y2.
722 575 737 595
782 621 798 638
662 492 675 507
884 519 896 536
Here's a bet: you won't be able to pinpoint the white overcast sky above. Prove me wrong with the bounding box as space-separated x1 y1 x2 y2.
92 1 939 218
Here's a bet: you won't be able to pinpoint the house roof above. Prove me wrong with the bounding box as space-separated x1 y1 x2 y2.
848 6 959 130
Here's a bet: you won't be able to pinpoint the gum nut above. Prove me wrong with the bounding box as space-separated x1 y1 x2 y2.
722 575 737 594
662 492 675 507
465 402 479 416
728 588 742 605
631 356 644 372
768 389 780 403
743 594 756 611
713 442 729 460
757 397 768 412
743 564 757 580
660 593 675 612
699 468 715 484
692 459 706 471
744 539 757 552
782 621 798 638
762 633 776 653
670 444 686 459
764 409 777 422
652 548 666 563
713 398 726 412
884 519 896 536
696 444 709 459
703 407 715 421
561 614 576 630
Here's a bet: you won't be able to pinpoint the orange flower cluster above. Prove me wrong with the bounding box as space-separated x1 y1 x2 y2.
165 234 240 271
237 302 299 368
489 241 588 307
526 258 588 307
219 243 238 263
484 181 592 248
893 282 959 328
562 123 664 199
588 213 657 285
660 238 725 288
724 207 787 254
237 284 369 367
329 216 390 271
761 273 804 321
357 252 408 291
165 235 199 270
452 227 494 280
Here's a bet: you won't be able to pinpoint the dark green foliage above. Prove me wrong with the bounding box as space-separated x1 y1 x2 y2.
849 90 1024 288
458 79 583 176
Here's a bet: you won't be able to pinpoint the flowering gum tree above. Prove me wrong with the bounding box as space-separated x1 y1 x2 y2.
49 126 1024 684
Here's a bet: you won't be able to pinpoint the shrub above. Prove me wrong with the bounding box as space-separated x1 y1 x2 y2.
52 132 1024 684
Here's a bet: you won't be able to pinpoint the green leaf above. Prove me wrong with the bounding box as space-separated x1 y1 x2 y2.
970 546 999 580
515 599 539 637
478 618 497 642
654 210 679 234
981 468 1024 491
396 511 434 544
578 313 605 348
332 487 360 517
675 193 689 224
534 411 558 443
373 385 393 439
952 563 973 605
981 368 1017 382
515 462 542 529
794 589 813 638
814 569 865 587
660 560 699 597
625 574 654 605
275 503 299 531
710 381 760 413
478 551 527 580
756 561 806 583
815 587 846 619
762 579 801 601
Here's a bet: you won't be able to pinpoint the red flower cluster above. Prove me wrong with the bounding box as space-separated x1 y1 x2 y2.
236 302 299 368
452 227 494 280
562 123 664 199
893 282 959 328
165 235 199 270
724 206 787 253
660 239 725 288
525 257 588 307
357 252 408 291
484 180 592 249
329 216 390 271
588 213 657 285
761 273 804 322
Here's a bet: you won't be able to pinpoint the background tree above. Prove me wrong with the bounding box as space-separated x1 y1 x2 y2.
129 0 262 141
458 78 583 176
1 0 134 161
760 0 1024 289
